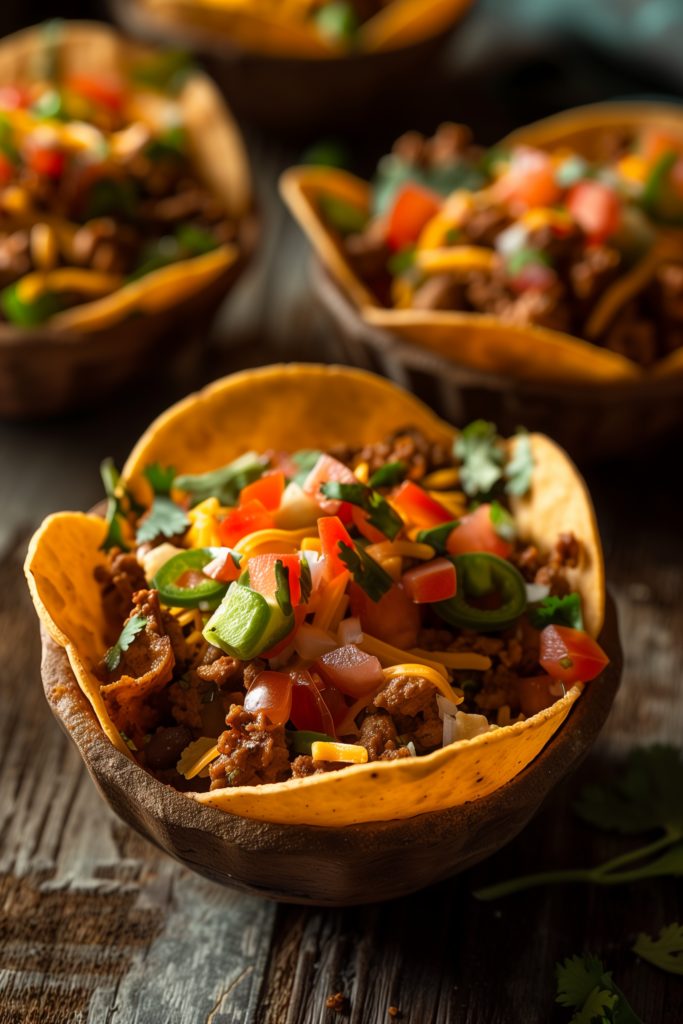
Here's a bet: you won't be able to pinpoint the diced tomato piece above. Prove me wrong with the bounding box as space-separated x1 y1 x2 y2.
319 680 349 728
446 503 512 559
387 184 442 252
239 472 285 511
0 86 28 110
260 604 307 659
514 674 557 717
0 153 14 184
29 148 64 179
402 557 456 603
243 671 292 727
539 624 610 684
289 669 336 737
247 552 302 605
65 73 124 113
498 147 562 209
217 499 274 548
337 501 354 525
303 453 357 514
392 480 454 529
349 580 421 649
314 645 384 699
351 504 387 544
567 180 621 243
319 516 354 580
203 548 243 583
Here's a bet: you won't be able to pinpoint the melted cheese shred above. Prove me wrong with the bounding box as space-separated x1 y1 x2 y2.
409 648 492 672
311 741 368 764
178 738 220 779
365 540 435 562
313 570 350 632
359 633 449 678
234 526 319 556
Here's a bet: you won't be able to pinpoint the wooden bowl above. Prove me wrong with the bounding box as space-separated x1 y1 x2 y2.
38 580 621 905
0 21 255 419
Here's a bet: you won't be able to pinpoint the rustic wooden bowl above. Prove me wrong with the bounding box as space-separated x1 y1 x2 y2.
0 21 255 419
310 256 683 463
38 585 621 907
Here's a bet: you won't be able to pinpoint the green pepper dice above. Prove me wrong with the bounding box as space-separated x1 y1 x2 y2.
152 548 229 610
285 730 337 756
432 552 527 632
203 583 294 661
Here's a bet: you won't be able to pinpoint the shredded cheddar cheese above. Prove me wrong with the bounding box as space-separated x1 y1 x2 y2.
365 540 435 563
311 741 368 764
313 570 350 632
177 737 219 779
409 648 492 672
235 526 319 556
359 633 449 679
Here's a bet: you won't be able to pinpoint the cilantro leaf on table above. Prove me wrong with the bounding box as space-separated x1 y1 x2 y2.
474 745 683 900
454 420 505 498
299 559 312 605
136 497 190 545
274 559 292 617
290 449 323 488
633 923 683 975
338 541 393 603
505 428 534 497
528 592 584 631
144 462 176 495
173 452 264 507
104 615 147 672
555 955 643 1024
321 481 403 541
369 461 406 489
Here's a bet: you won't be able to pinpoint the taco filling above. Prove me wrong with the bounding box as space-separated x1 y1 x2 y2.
93 419 608 795
317 120 683 366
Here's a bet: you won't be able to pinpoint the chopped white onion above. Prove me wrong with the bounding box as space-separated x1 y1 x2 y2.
407 741 417 758
525 582 550 603
268 641 296 670
338 616 363 646
293 622 339 661
495 221 528 256
443 714 456 745
303 551 327 592
273 481 321 529
436 693 459 721
443 710 491 746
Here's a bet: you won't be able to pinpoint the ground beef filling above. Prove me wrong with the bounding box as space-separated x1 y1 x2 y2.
209 706 290 789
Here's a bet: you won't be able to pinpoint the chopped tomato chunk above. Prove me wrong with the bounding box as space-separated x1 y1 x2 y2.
65 73 124 112
514 674 556 717
567 180 621 243
247 552 302 605
217 499 274 548
402 557 456 603
243 671 292 727
29 148 65 179
289 669 336 737
318 515 354 580
303 453 356 514
203 548 243 583
387 184 442 252
498 147 562 209
314 645 384 699
349 580 421 649
446 503 512 559
239 472 285 511
539 624 609 684
392 480 454 529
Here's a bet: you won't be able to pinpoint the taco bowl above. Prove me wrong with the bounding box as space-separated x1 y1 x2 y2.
0 21 254 417
26 363 621 902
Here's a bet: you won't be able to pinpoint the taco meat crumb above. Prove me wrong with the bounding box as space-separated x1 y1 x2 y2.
374 674 436 718
291 755 339 778
209 706 290 789
95 548 147 632
196 656 244 688
355 711 399 760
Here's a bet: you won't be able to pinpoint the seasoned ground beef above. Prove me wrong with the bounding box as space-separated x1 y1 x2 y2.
356 712 398 760
374 674 435 718
196 656 243 687
290 755 338 779
209 706 290 789
95 548 147 634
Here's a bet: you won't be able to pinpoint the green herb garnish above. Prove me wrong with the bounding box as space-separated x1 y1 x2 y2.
505 428 534 497
290 449 323 487
144 462 176 495
369 461 406 488
454 420 505 498
119 730 138 752
100 458 143 552
104 615 147 672
489 500 516 543
299 559 312 605
556 954 643 1023
318 194 367 235
528 592 584 631
274 559 292 617
321 481 403 540
633 923 683 975
416 521 457 555
338 541 393 603
173 451 264 507
387 245 416 276
136 496 190 545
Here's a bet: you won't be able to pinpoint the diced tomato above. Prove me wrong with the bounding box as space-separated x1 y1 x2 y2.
539 624 610 684
289 669 336 737
313 645 384 699
239 472 285 511
65 73 124 113
319 680 349 728
0 152 14 184
446 503 512 559
497 147 562 210
349 580 421 649
392 480 454 529
337 501 354 525
319 516 354 581
567 180 621 243
351 504 387 544
303 453 357 514
0 86 28 110
203 548 243 583
402 557 456 603
514 674 557 717
29 147 65 179
387 184 442 252
243 671 292 727
247 552 302 605
217 499 274 548
260 604 307 659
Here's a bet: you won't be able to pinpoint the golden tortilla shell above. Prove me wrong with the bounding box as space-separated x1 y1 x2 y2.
280 102 683 384
26 364 605 825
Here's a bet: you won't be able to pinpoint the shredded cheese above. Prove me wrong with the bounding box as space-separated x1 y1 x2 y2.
382 664 463 707
365 540 435 563
420 467 460 490
177 737 219 779
409 648 492 671
353 461 370 484
301 536 322 553
311 741 368 764
313 570 350 632
380 556 403 582
234 526 318 556
359 633 449 679
427 490 467 516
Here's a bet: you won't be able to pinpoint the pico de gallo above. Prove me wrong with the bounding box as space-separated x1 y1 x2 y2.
319 120 683 366
0 49 238 327
93 419 608 794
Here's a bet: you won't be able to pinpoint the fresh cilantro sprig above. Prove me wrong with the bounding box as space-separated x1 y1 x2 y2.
475 745 683 900
505 428 534 497
633 923 683 975
290 449 323 488
136 462 190 544
274 559 292 617
528 592 584 631
454 420 534 500
369 461 406 489
100 458 144 552
104 615 147 672
489 499 516 542
556 954 644 1023
144 462 176 495
416 521 458 555
321 481 403 541
338 541 393 603
173 451 264 507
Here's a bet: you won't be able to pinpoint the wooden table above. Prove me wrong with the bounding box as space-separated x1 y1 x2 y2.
2 31 683 1023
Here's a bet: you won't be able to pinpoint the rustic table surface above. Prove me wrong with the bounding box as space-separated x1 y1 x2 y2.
1 10 683 1022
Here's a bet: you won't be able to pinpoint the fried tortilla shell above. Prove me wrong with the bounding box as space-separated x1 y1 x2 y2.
26 364 606 826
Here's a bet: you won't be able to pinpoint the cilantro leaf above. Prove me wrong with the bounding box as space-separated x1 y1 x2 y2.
274 559 292 617
144 462 176 495
338 541 393 603
528 592 584 631
454 420 505 498
321 481 403 540
100 458 143 552
104 615 147 672
505 428 534 497
489 499 516 543
173 451 264 507
299 558 312 605
416 521 457 555
555 955 643 1024
136 496 190 545
290 449 323 488
633 922 683 975
369 461 407 489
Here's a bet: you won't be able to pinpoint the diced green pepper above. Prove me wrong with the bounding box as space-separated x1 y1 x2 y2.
203 583 294 660
153 548 230 610
432 553 527 632
1 282 63 325
285 729 337 755
318 194 368 235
